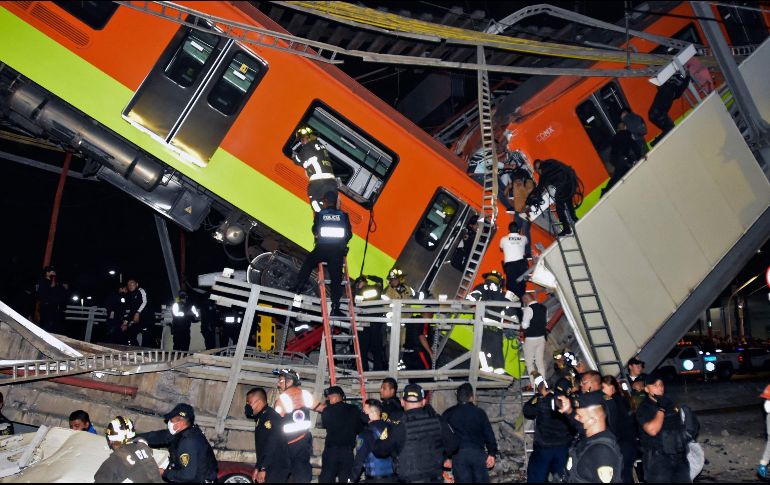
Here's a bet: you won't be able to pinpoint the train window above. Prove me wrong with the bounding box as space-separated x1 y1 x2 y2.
597 82 628 129
164 29 220 88
576 81 629 162
207 52 266 116
576 99 613 153
652 23 703 55
53 1 118 30
414 191 460 251
284 101 398 207
717 4 768 46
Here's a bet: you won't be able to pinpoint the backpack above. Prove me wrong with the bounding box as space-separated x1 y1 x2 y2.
680 404 700 441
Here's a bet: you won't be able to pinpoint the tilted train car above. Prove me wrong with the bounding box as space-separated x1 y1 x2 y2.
0 2 767 374
453 2 769 216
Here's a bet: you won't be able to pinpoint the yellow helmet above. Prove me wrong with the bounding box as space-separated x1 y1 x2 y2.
388 267 405 281
296 126 314 139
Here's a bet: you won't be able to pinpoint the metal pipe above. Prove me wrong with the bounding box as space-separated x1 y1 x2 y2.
0 369 138 396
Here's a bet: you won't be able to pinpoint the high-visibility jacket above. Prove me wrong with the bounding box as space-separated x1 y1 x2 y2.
274 386 315 444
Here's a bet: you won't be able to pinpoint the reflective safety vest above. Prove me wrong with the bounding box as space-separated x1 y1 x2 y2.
294 142 335 181
171 302 199 322
275 386 314 443
315 208 349 245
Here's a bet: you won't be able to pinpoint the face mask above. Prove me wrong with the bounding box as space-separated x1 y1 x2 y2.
167 421 177 435
764 400 770 414
245 404 255 419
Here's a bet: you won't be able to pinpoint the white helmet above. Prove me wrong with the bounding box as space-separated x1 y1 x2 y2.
105 416 136 444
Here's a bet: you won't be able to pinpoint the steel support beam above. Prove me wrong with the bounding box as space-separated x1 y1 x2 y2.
692 1 770 169
154 215 181 298
215 285 260 436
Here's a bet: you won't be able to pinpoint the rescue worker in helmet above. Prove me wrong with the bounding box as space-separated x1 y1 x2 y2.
273 369 322 483
383 268 415 300
292 125 338 213
94 416 163 483
552 348 580 396
292 191 352 316
466 271 514 373
170 291 199 352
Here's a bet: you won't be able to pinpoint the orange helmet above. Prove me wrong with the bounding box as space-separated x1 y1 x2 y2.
760 384 770 400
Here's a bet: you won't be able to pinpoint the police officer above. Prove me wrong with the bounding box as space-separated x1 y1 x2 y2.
292 126 338 212
273 369 321 483
292 191 352 316
522 373 573 482
379 378 403 425
199 292 219 350
373 384 458 483
319 386 365 483
171 291 199 352
354 276 386 371
351 399 394 483
466 271 511 373
36 265 64 332
627 357 646 383
125 278 151 347
245 387 290 483
137 403 217 483
442 383 497 483
556 391 623 483
636 373 691 483
500 221 529 301
94 416 163 483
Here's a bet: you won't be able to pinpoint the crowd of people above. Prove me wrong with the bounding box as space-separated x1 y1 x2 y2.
523 349 702 483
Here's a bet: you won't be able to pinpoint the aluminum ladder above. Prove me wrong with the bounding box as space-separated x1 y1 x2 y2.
455 45 499 300
549 212 626 380
317 259 367 399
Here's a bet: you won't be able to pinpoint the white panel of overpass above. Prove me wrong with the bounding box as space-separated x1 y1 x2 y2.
541 41 770 374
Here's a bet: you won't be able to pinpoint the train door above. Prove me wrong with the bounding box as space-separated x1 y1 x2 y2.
393 188 476 298
575 80 630 169
123 18 267 165
717 3 768 46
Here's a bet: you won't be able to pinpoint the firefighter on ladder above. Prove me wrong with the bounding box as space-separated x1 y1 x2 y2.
273 369 323 483
292 191 352 316
292 126 338 213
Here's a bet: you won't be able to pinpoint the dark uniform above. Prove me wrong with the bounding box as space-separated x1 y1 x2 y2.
293 137 338 212
602 129 643 196
293 205 352 314
442 401 498 483
529 159 579 235
522 391 573 482
467 275 510 371
402 317 433 374
373 386 458 483
604 393 638 483
351 419 394 482
380 397 403 425
319 390 365 483
648 73 690 145
36 272 65 332
637 394 691 483
171 294 198 352
199 295 219 350
104 289 127 344
252 405 290 483
94 441 163 483
565 392 623 483
138 405 217 483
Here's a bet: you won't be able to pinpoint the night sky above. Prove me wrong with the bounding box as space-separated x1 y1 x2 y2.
0 1 768 321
